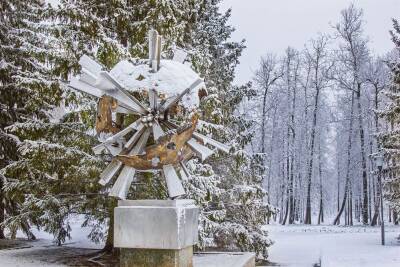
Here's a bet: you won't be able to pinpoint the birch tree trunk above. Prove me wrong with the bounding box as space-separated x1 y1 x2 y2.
334 92 355 225
355 85 369 225
318 139 324 224
371 84 381 226
304 85 320 224
0 177 4 239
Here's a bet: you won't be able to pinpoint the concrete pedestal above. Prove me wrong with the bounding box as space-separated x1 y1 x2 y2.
114 199 199 267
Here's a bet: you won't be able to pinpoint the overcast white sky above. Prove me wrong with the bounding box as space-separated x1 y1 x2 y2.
219 0 400 84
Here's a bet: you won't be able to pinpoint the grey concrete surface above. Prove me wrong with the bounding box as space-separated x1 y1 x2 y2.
114 199 199 249
193 252 256 267
120 246 193 267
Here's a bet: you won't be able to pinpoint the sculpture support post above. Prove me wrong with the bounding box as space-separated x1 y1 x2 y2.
114 199 199 267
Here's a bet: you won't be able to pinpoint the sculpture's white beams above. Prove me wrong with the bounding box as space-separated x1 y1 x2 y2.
69 77 104 98
110 60 205 110
163 164 185 199
187 138 214 161
79 55 103 77
109 166 136 199
105 119 142 144
93 143 123 156
160 78 203 112
98 72 147 114
148 88 158 110
124 124 146 150
179 168 189 182
99 160 123 186
148 29 158 71
152 122 164 142
193 132 230 153
109 128 151 199
179 162 190 180
156 35 162 71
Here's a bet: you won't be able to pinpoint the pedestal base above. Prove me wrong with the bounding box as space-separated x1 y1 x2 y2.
120 246 193 267
114 199 199 267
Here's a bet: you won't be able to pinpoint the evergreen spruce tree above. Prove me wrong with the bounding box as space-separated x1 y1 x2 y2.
379 19 400 217
185 0 274 259
0 0 65 240
0 0 107 245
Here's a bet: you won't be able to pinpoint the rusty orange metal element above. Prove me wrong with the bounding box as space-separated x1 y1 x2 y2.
95 96 120 134
117 114 198 170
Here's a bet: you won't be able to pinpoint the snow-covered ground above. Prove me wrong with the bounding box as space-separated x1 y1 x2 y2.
1 220 399 266
265 224 400 267
0 217 103 267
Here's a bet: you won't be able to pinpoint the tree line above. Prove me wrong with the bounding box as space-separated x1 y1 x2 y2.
251 4 400 226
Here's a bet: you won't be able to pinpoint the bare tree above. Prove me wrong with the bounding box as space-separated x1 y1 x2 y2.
303 35 332 224
333 4 370 224
334 92 355 225
254 54 283 156
254 54 283 209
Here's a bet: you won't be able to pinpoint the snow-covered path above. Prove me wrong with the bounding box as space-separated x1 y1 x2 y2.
265 224 400 267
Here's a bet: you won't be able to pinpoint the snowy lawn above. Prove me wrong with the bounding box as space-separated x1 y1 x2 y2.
1 220 399 266
0 217 104 266
265 224 400 267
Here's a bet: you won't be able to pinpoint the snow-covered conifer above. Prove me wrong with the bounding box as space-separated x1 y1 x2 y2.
379 19 400 220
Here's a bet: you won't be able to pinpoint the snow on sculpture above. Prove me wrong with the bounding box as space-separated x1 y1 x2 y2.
69 30 229 200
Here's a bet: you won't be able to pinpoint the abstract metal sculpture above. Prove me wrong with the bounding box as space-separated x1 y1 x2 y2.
69 30 229 200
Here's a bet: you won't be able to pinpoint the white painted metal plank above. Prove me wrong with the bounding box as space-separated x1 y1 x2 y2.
79 69 98 86
92 144 106 155
92 143 122 156
79 55 103 76
70 77 135 114
69 77 104 98
104 119 142 143
156 35 162 71
149 88 158 110
179 162 190 180
106 143 123 156
148 30 158 67
187 138 214 161
99 72 147 114
130 128 151 155
108 129 150 199
163 164 186 198
193 132 230 153
109 166 136 199
99 160 123 185
152 122 164 141
179 168 188 181
160 79 203 112
124 124 146 150
105 130 150 197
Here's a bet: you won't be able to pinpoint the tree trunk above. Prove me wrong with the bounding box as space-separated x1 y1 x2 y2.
102 199 117 253
393 209 398 225
349 186 353 225
355 86 369 225
304 84 321 224
371 85 380 226
266 110 277 224
288 114 296 224
333 92 355 225
318 140 324 224
0 177 5 239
